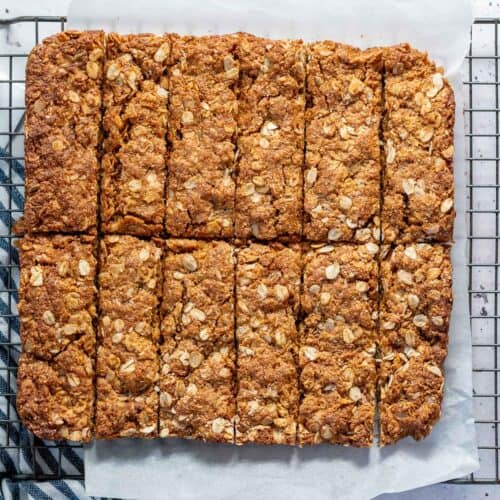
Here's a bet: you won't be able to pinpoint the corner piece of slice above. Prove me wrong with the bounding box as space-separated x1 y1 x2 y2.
235 243 301 445
382 44 455 243
18 30 104 234
379 243 452 445
16 234 97 442
299 242 379 446
96 235 162 439
235 34 305 241
17 347 94 442
305 42 383 243
160 239 235 442
101 33 170 236
166 35 238 239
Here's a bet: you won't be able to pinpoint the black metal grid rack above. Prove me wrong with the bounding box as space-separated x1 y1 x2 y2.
0 14 498 486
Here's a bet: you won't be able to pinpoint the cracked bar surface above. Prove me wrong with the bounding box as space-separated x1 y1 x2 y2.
379 243 451 445
16 235 97 442
304 43 383 243
236 243 300 445
96 236 162 439
160 239 235 442
101 34 169 236
166 36 238 239
235 34 305 241
19 31 104 234
299 242 379 446
382 44 455 243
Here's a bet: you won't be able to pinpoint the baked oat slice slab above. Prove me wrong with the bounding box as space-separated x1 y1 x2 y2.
305 42 383 243
379 243 452 445
101 33 170 236
382 44 455 243
166 35 238 239
235 243 301 445
299 242 379 446
160 239 235 442
16 234 97 442
96 235 162 439
18 30 104 234
235 34 305 241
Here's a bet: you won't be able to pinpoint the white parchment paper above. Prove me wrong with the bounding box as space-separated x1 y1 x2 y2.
66 0 479 497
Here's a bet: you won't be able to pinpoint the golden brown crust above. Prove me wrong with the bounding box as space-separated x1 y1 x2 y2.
18 30 104 234
166 35 238 239
101 33 169 236
382 44 455 243
96 235 162 439
16 234 97 442
299 243 379 446
235 34 305 241
305 42 383 243
17 35 456 448
160 239 235 442
235 243 301 445
379 243 452 445
18 235 97 360
17 348 94 443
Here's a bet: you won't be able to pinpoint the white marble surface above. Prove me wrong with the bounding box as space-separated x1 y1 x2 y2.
0 0 499 498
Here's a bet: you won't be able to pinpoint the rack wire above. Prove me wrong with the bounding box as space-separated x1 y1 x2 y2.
0 14 497 486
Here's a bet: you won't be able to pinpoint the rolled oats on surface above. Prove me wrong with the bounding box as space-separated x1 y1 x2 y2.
236 243 301 445
235 34 305 241
379 243 452 445
382 44 455 243
166 35 238 239
16 235 97 441
18 31 104 234
299 243 378 447
101 34 170 236
160 240 235 442
96 236 162 439
17 31 456 447
305 42 383 244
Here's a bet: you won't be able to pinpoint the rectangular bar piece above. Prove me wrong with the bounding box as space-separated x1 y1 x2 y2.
101 34 170 236
382 44 455 243
96 235 162 439
299 242 379 446
166 36 238 239
379 243 452 445
235 35 305 241
20 31 104 233
304 43 383 243
16 235 97 442
160 240 235 441
236 243 301 445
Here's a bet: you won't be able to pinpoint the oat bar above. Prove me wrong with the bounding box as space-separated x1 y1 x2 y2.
382 44 455 243
160 239 235 442
298 242 379 446
17 235 97 360
235 34 305 241
16 235 97 442
235 243 300 445
304 43 383 243
101 34 169 236
166 36 238 238
96 236 162 439
379 243 452 445
19 31 104 234
17 347 94 442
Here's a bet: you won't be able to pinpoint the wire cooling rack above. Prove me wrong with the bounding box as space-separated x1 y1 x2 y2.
0 14 498 486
